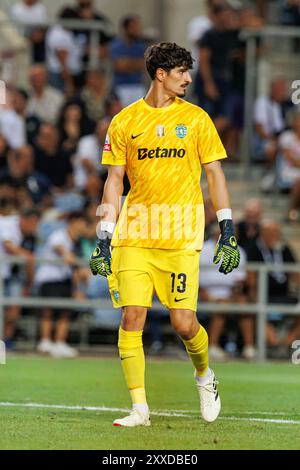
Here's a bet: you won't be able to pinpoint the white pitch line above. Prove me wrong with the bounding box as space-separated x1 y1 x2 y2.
0 402 300 425
0 402 189 418
221 417 300 425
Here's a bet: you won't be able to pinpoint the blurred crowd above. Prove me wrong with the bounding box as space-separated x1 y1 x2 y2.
0 0 299 358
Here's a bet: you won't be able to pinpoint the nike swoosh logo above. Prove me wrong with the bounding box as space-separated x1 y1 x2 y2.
120 355 136 361
174 297 188 303
131 133 144 139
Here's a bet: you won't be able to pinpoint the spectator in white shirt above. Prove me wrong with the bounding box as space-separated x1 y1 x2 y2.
199 226 255 360
10 0 48 62
74 120 107 190
278 110 300 222
0 89 26 150
46 8 86 97
27 64 65 125
35 211 87 359
252 78 287 164
0 208 40 349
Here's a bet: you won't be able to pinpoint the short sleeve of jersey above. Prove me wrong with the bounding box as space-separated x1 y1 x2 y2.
197 111 227 164
102 116 126 166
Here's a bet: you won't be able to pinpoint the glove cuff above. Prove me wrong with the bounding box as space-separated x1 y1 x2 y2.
98 231 112 244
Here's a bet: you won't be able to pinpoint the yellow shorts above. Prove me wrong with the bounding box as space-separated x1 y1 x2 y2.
107 246 200 311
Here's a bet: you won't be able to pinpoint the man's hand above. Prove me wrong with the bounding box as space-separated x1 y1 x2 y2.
213 219 240 274
89 232 112 277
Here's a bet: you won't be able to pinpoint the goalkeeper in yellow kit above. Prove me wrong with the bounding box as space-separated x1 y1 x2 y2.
90 42 240 427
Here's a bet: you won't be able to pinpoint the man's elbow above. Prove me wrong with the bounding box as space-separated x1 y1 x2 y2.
203 160 223 176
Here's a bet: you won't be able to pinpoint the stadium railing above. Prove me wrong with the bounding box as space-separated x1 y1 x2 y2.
0 256 299 361
0 17 114 70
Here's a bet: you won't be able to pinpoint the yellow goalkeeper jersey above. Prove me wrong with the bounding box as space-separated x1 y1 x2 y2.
102 97 227 250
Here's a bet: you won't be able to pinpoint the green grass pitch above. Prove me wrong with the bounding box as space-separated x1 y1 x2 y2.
1 355 300 450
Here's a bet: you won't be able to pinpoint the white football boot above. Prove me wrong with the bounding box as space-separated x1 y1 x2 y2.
195 369 221 423
50 342 78 358
36 339 54 354
113 408 151 427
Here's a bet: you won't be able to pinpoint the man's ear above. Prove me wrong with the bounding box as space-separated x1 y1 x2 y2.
155 68 166 83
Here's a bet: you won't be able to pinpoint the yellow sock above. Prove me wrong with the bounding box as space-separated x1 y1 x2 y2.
118 328 147 405
182 326 209 376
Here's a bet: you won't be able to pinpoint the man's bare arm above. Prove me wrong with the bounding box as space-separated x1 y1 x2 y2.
100 165 126 223
203 160 231 212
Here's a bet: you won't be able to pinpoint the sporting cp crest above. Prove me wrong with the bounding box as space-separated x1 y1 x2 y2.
112 289 120 302
175 124 187 139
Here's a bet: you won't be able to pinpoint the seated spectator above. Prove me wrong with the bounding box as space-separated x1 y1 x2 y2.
0 88 26 149
80 68 107 122
35 211 87 358
74 119 108 190
0 208 40 349
46 7 86 96
252 78 289 165
110 15 147 107
277 110 300 221
27 64 65 125
0 145 52 208
57 99 95 154
12 88 41 146
0 176 19 216
10 0 48 62
236 198 262 254
0 135 10 172
199 226 255 360
33 123 73 189
66 0 114 62
247 219 300 354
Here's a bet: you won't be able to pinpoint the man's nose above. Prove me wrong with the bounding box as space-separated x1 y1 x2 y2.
184 71 192 83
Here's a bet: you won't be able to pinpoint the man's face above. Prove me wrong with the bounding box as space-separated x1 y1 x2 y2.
162 67 192 98
37 125 58 150
271 80 287 103
20 215 40 236
261 223 281 248
29 67 47 90
126 18 142 40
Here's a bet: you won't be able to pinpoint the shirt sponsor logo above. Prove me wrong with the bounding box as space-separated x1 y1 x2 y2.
137 147 186 160
103 133 111 151
103 143 111 152
175 124 187 139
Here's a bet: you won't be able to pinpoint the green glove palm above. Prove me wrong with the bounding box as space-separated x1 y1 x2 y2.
213 219 240 274
89 233 112 277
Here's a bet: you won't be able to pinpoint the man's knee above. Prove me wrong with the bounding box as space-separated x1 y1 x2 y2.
170 313 199 340
121 306 147 331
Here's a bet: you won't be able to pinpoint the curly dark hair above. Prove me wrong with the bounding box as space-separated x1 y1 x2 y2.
144 42 194 80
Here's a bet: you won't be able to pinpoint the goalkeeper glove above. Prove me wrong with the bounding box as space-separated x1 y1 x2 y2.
213 219 240 274
89 231 112 277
